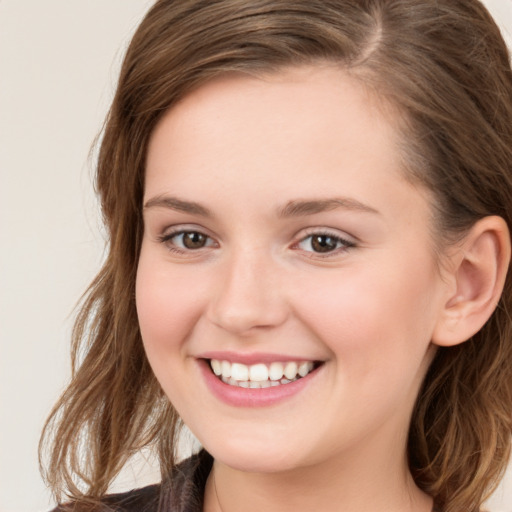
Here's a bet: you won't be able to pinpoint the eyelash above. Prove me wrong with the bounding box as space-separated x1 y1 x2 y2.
294 229 356 258
157 229 217 255
157 228 356 258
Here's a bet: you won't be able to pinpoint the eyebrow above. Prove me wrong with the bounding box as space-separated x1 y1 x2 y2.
143 195 379 218
277 198 380 217
144 195 213 217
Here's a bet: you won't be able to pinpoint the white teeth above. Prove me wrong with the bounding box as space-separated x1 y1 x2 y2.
210 359 317 388
221 375 300 387
231 363 249 381
249 363 268 381
284 362 298 380
269 362 284 381
221 360 231 379
211 359 222 376
298 361 314 377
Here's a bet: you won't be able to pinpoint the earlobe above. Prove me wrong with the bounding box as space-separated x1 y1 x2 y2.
432 216 511 347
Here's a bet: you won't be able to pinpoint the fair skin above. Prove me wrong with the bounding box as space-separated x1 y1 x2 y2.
135 65 508 512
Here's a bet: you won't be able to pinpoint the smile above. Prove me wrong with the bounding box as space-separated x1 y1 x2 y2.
209 359 317 388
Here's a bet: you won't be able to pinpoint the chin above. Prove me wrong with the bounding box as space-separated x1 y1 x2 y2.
202 434 308 474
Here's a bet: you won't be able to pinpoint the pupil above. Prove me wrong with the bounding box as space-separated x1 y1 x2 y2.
311 235 337 253
183 232 206 249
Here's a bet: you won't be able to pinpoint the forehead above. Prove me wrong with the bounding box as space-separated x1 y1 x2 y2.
153 64 396 135
147 65 402 180
145 65 432 231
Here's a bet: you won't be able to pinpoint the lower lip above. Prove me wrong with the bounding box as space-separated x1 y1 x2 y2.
198 360 321 407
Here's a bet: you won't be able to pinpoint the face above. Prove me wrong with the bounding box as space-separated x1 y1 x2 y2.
136 65 450 475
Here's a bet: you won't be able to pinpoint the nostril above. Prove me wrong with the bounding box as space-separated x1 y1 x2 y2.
206 263 289 334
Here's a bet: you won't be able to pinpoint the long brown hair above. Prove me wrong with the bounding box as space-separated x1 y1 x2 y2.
40 1 512 511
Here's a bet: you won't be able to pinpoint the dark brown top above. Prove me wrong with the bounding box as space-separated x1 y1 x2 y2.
52 450 444 512
51 449 213 512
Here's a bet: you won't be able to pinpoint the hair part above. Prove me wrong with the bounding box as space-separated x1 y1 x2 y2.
40 2 512 511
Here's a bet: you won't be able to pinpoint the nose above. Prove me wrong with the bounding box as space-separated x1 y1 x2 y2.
206 247 289 335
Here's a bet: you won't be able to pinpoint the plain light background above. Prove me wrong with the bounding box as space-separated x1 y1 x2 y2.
1 1 511 511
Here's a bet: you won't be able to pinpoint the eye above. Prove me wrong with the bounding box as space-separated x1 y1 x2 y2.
296 232 355 255
159 230 216 252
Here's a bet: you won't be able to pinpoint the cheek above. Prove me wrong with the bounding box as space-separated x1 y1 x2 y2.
135 251 207 357
291 257 440 372
296 265 439 433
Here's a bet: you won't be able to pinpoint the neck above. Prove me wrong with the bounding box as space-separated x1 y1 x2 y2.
203 436 433 512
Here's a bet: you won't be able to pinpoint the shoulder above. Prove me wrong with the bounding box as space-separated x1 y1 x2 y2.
49 483 161 512
49 449 213 512
98 483 161 511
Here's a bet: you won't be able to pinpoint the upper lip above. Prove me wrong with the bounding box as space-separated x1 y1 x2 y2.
197 351 322 365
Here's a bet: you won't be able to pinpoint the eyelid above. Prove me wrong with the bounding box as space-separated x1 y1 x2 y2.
297 225 358 240
155 224 356 258
157 225 219 253
291 227 356 257
158 223 215 239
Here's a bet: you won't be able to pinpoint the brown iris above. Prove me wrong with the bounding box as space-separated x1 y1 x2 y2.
311 234 338 253
182 232 208 249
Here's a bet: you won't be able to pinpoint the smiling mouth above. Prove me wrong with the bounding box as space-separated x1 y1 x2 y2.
207 359 323 388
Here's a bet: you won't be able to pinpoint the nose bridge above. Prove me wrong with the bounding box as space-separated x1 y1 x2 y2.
207 244 288 334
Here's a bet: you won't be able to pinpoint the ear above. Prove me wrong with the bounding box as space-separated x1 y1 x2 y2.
432 216 511 347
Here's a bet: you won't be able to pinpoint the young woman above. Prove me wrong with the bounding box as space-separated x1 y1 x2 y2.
40 1 512 511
